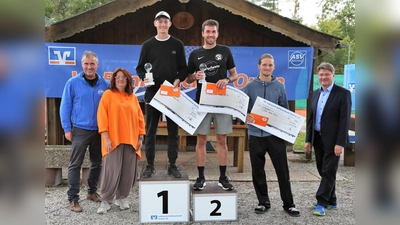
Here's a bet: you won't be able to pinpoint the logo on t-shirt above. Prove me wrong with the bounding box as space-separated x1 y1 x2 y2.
215 54 223 61
203 61 220 77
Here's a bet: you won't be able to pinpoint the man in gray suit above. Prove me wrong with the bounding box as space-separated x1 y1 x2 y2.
305 62 351 216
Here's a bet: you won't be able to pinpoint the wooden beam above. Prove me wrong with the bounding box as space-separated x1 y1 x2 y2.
45 0 162 42
205 0 340 54
46 98 64 145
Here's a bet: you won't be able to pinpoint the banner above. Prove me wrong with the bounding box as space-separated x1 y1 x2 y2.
344 64 356 113
45 43 313 100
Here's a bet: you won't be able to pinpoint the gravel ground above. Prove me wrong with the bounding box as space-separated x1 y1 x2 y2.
45 165 355 225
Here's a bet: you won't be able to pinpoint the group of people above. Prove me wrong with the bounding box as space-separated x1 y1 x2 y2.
59 10 351 217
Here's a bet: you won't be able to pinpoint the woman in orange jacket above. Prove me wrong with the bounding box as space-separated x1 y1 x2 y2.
96 68 145 214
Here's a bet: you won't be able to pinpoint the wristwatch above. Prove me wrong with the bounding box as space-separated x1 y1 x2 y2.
226 77 232 83
138 136 144 141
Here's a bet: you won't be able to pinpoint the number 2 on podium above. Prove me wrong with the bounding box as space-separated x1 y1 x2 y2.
210 200 222 216
157 190 222 217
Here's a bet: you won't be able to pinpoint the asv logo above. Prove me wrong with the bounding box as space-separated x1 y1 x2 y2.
48 46 76 65
288 50 306 69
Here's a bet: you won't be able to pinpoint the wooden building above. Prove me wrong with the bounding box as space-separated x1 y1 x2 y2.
45 0 342 145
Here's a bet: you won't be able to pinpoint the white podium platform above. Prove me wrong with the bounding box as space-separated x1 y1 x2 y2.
192 183 237 222
139 171 190 223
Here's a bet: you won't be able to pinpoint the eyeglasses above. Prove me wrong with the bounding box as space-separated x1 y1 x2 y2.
115 76 127 80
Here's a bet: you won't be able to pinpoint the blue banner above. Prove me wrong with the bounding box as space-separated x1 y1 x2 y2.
344 64 356 113
45 43 313 100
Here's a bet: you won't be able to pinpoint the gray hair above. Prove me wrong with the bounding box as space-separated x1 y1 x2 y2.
81 51 98 64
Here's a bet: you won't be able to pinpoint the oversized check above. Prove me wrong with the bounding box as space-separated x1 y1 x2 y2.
198 82 249 122
149 81 207 135
249 96 305 143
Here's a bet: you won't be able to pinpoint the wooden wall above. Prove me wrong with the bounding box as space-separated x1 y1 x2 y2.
47 0 305 145
60 0 305 48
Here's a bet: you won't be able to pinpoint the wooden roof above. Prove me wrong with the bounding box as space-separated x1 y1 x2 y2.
45 0 341 54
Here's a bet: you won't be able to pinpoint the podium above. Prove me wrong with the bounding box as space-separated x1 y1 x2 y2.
192 183 237 222
139 171 190 223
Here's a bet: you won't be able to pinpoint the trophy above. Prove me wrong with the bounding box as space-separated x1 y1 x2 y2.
144 63 155 86
198 63 207 84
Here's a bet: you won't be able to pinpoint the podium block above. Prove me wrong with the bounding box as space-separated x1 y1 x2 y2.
192 183 237 222
139 171 190 223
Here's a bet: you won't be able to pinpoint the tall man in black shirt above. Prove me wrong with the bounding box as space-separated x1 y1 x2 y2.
136 11 188 178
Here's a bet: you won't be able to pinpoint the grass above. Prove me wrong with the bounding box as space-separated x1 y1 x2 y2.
292 132 316 161
293 132 306 150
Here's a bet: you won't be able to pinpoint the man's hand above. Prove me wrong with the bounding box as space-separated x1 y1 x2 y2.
245 114 255 124
143 77 153 87
65 131 72 142
334 145 343 156
304 142 312 153
173 79 180 88
216 78 229 89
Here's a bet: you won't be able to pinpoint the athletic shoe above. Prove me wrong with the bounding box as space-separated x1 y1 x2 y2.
218 176 234 191
193 177 206 190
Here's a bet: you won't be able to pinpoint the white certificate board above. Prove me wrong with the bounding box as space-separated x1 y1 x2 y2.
198 83 249 122
249 96 305 143
150 81 207 135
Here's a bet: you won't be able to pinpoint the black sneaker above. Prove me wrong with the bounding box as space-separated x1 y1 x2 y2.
142 165 155 178
193 177 206 190
218 176 233 190
167 164 181 178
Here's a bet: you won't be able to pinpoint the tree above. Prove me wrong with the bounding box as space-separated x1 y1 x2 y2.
288 0 303 23
314 0 355 73
45 0 113 24
248 0 282 14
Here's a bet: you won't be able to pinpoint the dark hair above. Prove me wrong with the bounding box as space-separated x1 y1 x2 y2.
316 62 335 74
109 68 134 95
202 19 219 32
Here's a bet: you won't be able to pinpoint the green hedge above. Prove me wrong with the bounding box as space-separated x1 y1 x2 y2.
296 74 343 109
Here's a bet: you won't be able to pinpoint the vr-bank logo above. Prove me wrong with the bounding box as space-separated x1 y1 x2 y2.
150 215 158 220
348 83 355 92
288 50 306 69
48 46 76 65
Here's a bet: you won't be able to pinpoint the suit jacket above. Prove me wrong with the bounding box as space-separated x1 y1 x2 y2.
306 84 352 149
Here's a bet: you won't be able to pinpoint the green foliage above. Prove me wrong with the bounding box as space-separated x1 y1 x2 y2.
293 132 305 150
45 0 113 24
248 0 282 14
319 0 355 26
45 0 356 73
314 0 355 73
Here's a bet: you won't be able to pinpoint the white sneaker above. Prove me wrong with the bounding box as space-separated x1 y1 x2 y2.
97 201 110 214
115 198 130 210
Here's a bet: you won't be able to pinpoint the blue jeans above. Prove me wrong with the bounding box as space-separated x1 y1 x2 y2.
67 127 102 202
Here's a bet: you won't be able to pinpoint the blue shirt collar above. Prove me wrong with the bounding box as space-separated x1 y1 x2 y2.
319 82 334 92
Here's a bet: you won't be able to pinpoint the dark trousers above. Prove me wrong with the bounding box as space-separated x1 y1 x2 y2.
67 127 102 202
144 103 178 165
249 135 295 209
313 131 340 208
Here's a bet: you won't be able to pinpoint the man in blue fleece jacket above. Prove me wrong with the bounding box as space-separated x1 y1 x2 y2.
60 51 110 212
242 53 300 217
